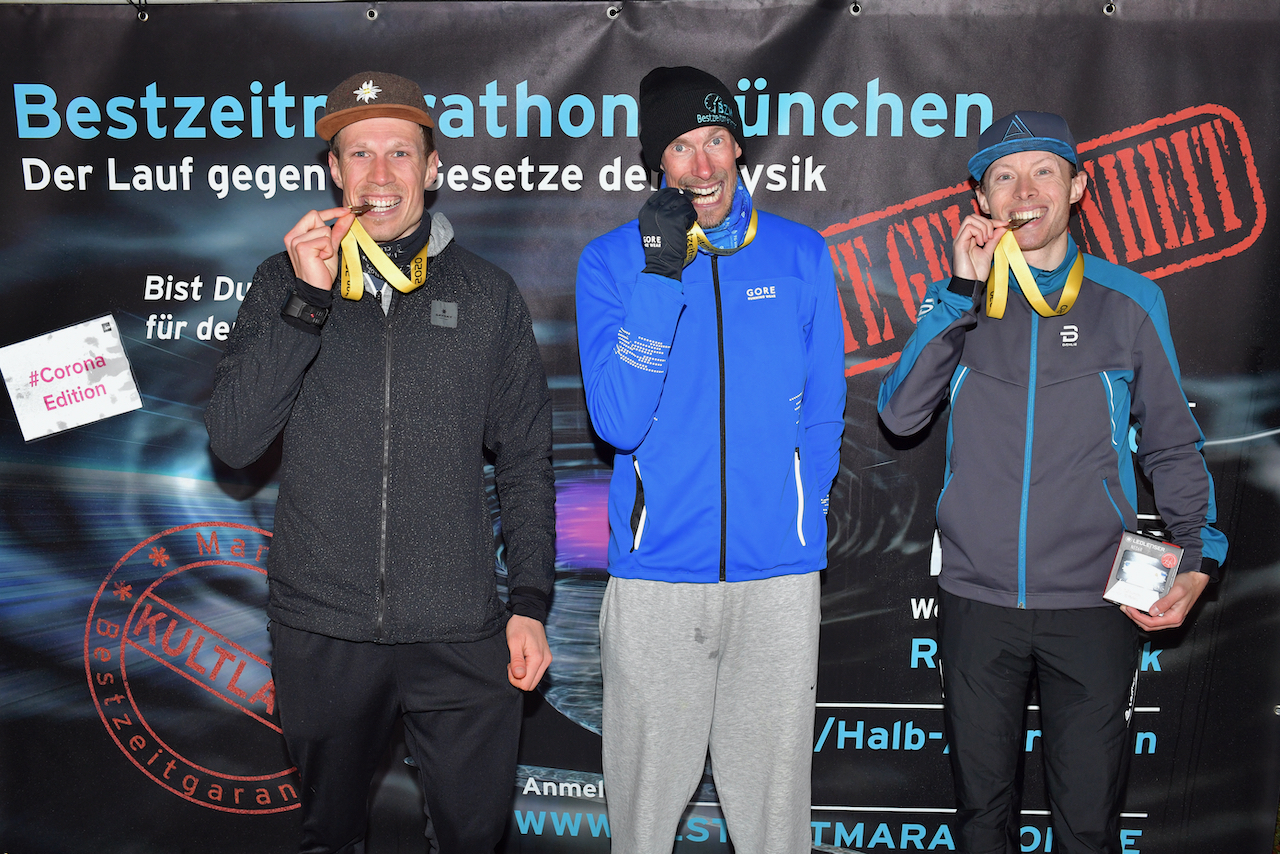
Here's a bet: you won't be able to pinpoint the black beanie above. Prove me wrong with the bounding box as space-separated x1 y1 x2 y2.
639 66 746 173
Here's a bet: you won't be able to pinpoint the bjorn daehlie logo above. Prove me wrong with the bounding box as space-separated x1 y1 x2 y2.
698 93 737 130
85 522 300 814
1061 324 1079 346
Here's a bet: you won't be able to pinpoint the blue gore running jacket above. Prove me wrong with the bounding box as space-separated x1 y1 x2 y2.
576 208 846 583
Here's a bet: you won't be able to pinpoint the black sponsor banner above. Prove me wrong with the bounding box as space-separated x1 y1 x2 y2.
0 3 1276 852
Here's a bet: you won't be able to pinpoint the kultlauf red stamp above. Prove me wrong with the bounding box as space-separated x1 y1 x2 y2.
84 522 299 813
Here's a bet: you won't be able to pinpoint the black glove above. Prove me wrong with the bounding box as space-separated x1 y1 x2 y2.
639 187 698 281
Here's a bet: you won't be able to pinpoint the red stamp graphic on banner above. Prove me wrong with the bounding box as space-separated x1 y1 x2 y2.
84 522 300 814
824 104 1267 377
1162 553 1178 569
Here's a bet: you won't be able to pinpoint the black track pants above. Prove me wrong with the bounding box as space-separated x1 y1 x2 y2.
270 623 522 854
938 590 1141 854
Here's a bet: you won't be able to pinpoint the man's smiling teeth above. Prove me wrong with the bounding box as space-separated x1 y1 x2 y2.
364 199 401 212
1009 210 1042 223
686 184 721 203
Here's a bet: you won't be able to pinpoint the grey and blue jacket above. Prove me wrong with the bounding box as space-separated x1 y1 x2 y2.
878 237 1227 610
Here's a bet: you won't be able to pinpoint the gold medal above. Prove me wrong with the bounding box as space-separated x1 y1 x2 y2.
986 229 1084 319
339 218 430 301
683 208 759 266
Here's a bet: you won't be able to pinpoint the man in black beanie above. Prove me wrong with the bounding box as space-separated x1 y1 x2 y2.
206 71 555 853
576 66 847 854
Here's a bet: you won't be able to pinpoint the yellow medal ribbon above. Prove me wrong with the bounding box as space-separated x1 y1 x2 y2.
682 208 759 265
986 229 1083 319
338 218 430 301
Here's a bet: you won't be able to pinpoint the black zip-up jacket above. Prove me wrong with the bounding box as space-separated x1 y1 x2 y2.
205 215 554 643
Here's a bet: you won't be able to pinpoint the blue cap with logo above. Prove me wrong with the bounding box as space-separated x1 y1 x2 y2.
639 66 746 173
967 111 1078 183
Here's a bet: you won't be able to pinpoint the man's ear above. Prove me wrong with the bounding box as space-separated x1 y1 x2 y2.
423 150 440 190
975 184 991 216
1068 169 1088 205
329 150 344 190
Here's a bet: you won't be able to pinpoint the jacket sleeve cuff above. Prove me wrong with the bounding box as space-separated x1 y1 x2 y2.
292 279 334 306
947 276 981 297
280 280 335 335
639 270 685 295
508 586 550 623
1191 556 1220 583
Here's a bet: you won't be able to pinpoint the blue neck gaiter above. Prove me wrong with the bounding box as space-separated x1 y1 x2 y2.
699 177 754 252
1030 235 1079 296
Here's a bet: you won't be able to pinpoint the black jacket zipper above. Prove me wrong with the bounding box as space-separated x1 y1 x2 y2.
712 256 727 582
375 297 393 640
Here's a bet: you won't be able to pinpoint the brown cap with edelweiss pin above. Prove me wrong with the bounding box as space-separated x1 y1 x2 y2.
315 71 435 141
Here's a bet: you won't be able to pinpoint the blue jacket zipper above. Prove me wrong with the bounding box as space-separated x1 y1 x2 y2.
1017 313 1039 608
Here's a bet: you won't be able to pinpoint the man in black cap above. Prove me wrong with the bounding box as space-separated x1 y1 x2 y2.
576 66 846 853
206 71 555 853
878 111 1228 853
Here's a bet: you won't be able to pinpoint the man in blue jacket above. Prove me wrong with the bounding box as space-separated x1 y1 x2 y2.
575 66 846 854
878 111 1228 853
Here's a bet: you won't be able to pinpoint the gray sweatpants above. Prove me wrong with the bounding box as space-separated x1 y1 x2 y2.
599 572 820 854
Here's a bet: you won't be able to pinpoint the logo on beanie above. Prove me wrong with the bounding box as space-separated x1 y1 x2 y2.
1002 115 1033 142
698 93 737 129
354 80 382 104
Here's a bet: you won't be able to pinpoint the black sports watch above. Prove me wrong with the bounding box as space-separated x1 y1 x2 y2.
281 293 329 328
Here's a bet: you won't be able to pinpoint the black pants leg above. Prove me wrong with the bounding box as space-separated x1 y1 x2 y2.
396 631 522 854
938 591 1036 854
1035 607 1140 854
938 591 1141 854
271 623 399 854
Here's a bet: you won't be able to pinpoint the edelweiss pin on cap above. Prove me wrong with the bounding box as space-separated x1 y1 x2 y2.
967 111 1078 182
639 66 746 172
315 71 435 142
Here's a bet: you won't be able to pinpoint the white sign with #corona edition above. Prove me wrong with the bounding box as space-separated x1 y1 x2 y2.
0 314 142 441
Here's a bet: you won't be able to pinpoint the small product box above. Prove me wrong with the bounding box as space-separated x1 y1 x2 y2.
1103 531 1182 612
